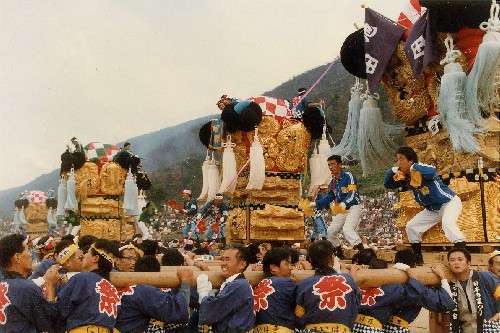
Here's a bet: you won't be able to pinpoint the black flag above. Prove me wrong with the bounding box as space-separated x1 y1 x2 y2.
364 8 405 92
405 10 437 77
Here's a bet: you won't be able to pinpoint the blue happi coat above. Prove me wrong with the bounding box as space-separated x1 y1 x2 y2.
115 284 189 333
254 276 296 329
0 272 59 333
199 273 255 332
295 268 360 329
57 271 119 331
384 163 455 211
316 170 361 210
388 278 456 325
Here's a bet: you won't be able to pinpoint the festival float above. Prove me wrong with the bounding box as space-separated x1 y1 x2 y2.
13 190 57 237
56 141 151 240
337 0 499 247
197 95 330 243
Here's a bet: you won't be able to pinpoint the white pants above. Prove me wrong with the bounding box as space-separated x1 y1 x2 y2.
406 195 465 243
327 204 362 247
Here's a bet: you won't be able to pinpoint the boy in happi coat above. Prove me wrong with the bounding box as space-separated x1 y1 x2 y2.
384 146 466 264
253 248 297 332
315 155 364 254
447 247 499 333
57 239 121 333
0 234 61 333
116 256 192 333
295 240 361 333
384 249 456 333
353 259 455 333
198 245 255 332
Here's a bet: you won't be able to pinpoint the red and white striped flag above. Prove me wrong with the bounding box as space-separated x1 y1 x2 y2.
398 0 426 31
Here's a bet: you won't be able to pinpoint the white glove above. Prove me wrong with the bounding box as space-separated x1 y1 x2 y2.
339 202 346 210
197 274 213 303
392 263 410 272
196 213 202 219
391 166 399 174
309 202 316 208
219 217 224 223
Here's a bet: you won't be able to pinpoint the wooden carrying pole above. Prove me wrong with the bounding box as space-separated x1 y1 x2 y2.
111 265 453 289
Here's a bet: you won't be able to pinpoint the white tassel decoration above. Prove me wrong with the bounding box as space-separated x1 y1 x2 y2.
124 169 139 216
357 92 400 176
331 78 363 159
64 169 78 212
13 208 21 228
19 207 28 225
246 128 266 190
465 0 500 125
439 35 480 153
309 152 323 187
137 191 147 212
47 208 57 228
197 152 210 200
207 157 221 202
137 220 152 239
70 225 81 236
219 136 238 193
56 177 67 217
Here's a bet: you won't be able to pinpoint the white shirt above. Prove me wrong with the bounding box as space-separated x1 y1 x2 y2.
219 273 241 292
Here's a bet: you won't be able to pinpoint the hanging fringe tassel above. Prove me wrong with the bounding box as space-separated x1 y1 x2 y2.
47 208 57 228
357 92 399 176
124 169 139 216
219 136 238 193
137 191 147 212
197 152 210 200
64 169 78 212
465 0 500 125
13 208 21 228
331 78 363 159
207 156 221 202
56 177 67 217
439 35 480 153
137 220 152 240
19 207 28 225
70 225 81 236
246 128 266 190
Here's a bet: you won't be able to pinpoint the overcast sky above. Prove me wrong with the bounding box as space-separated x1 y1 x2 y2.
0 0 404 190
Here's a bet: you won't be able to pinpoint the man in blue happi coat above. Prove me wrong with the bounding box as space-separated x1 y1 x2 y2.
198 245 255 332
253 247 297 332
0 234 61 333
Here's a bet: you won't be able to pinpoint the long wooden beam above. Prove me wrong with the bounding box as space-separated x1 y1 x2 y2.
110 265 453 289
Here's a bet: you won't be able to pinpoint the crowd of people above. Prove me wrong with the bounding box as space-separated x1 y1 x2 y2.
0 232 498 333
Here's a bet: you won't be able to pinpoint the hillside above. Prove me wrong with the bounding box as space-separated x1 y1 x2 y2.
0 58 398 217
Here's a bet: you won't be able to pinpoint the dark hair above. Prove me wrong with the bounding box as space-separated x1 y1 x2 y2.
369 258 388 269
161 248 185 266
0 234 26 269
262 248 291 277
124 142 131 147
229 245 252 271
61 234 75 242
54 239 76 256
134 255 160 272
289 248 300 265
396 146 418 163
447 247 471 262
184 244 193 252
90 239 120 279
327 155 342 163
308 240 335 269
394 249 416 268
140 240 159 256
78 235 97 253
352 248 377 265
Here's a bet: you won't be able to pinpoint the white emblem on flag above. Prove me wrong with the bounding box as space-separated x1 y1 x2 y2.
364 23 378 42
365 53 379 74
427 115 440 136
411 36 426 60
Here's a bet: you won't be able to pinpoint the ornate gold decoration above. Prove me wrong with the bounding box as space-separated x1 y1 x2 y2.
75 162 100 200
24 203 48 223
80 218 121 240
100 162 126 195
275 122 311 172
80 197 120 217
